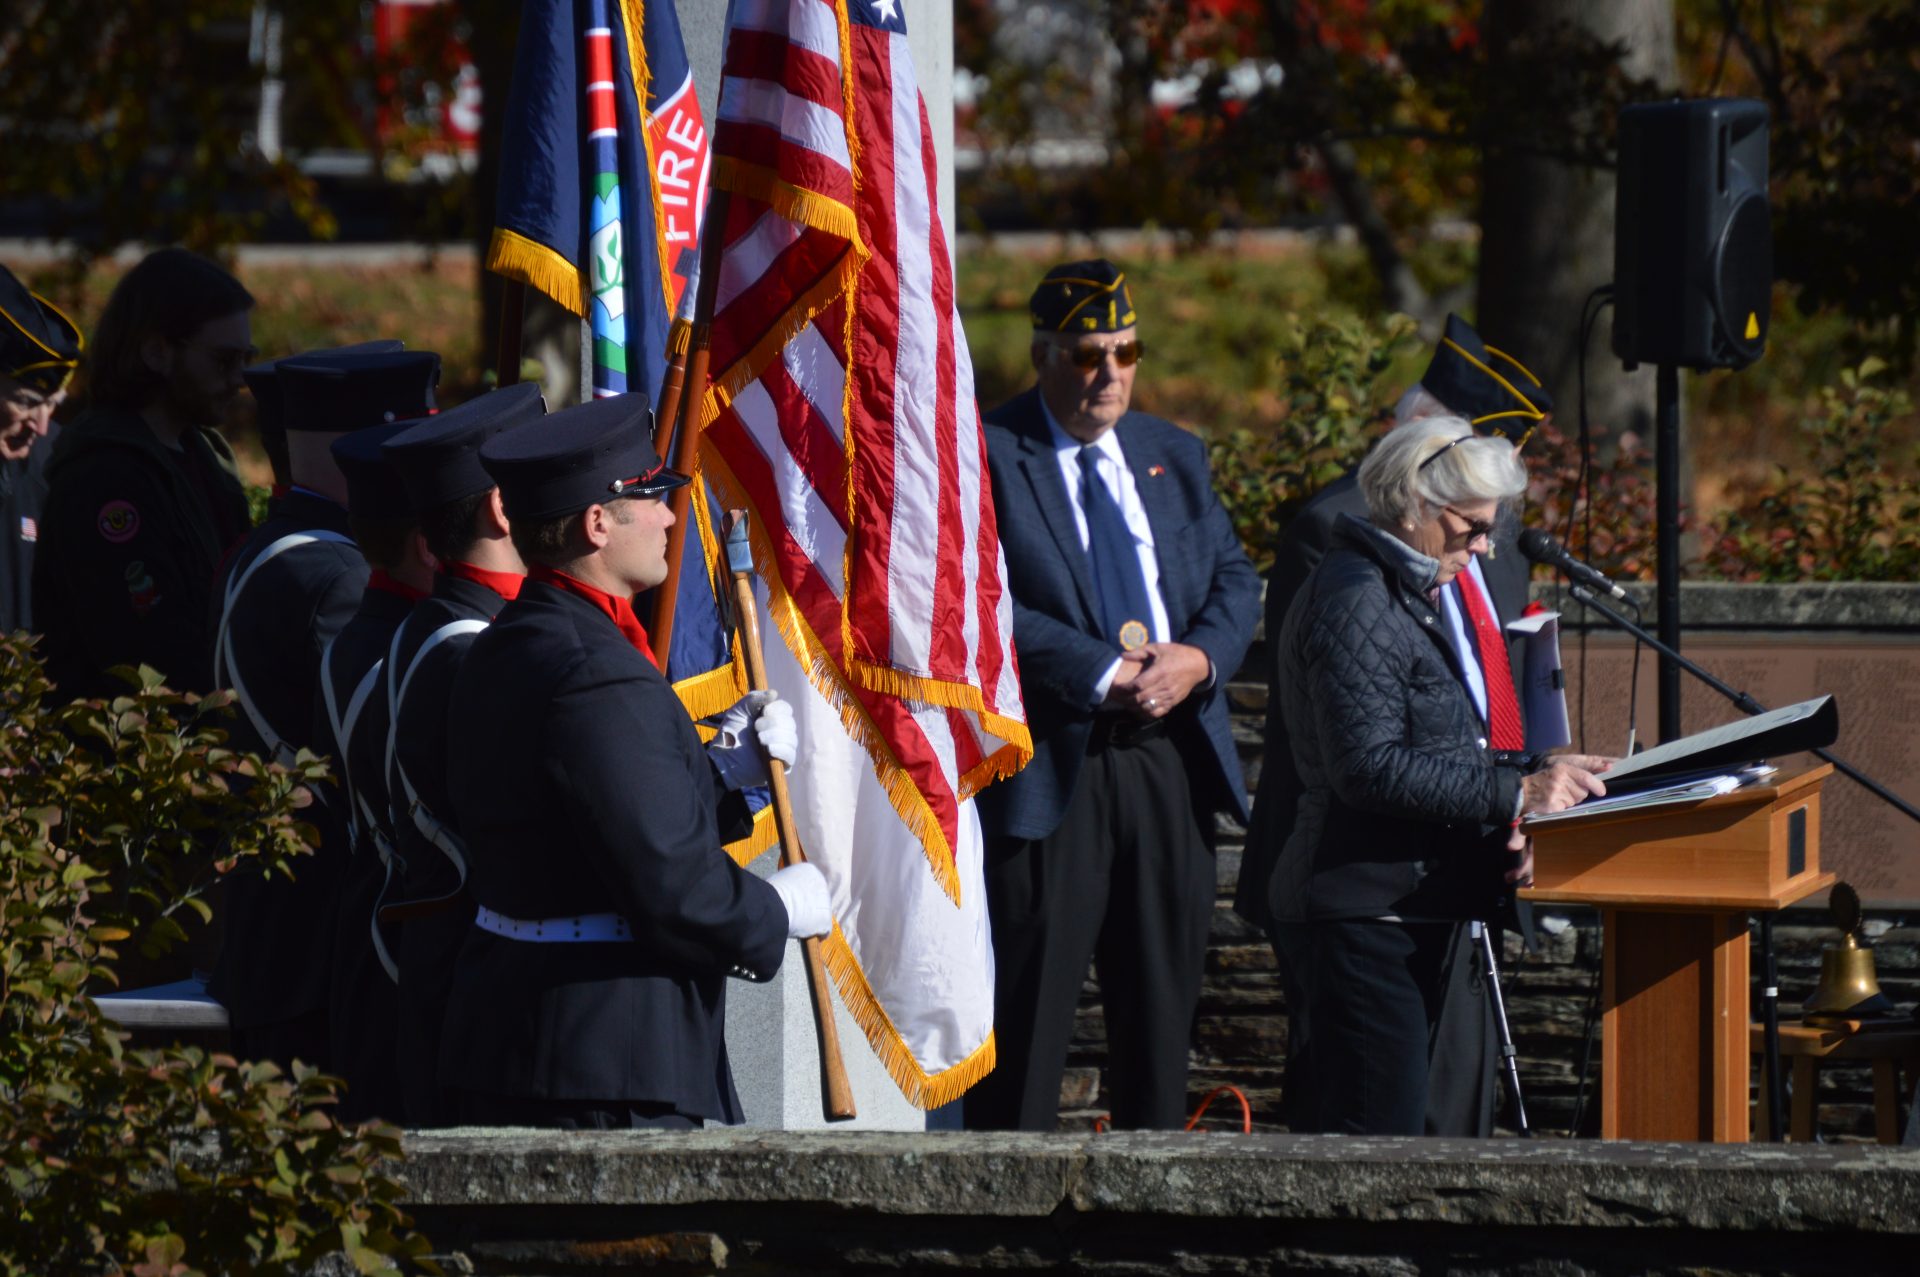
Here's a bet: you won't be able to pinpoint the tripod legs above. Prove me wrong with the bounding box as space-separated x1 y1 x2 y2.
1476 921 1531 1137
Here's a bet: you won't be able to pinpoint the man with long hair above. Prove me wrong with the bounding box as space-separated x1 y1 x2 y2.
32 249 253 698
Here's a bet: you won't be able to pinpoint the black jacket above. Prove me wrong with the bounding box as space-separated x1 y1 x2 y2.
437 579 787 1120
383 568 516 1125
31 406 247 698
1237 472 1531 929
208 490 367 1032
315 581 416 1121
1268 514 1524 923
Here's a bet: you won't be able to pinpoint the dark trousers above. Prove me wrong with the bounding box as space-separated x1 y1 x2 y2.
970 732 1214 1132
1275 918 1491 1136
395 903 471 1127
454 1090 700 1130
1424 921 1497 1137
329 867 405 1124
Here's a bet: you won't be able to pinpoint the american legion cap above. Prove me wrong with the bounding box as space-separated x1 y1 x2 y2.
1029 258 1138 334
0 264 84 397
383 381 547 513
1420 313 1554 443
278 350 442 435
479 391 687 524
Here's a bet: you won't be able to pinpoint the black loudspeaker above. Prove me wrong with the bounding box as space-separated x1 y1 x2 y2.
1612 98 1772 371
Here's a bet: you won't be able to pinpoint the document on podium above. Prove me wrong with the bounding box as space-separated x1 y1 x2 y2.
1598 694 1838 786
1524 764 1778 826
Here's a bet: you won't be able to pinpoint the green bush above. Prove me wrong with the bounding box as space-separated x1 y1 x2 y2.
1704 360 1920 582
1208 311 1423 568
0 636 431 1276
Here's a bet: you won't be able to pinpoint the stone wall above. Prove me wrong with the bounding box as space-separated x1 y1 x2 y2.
393 1129 1920 1275
1062 582 1920 1137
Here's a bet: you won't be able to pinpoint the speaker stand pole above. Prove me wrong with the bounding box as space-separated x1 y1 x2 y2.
1655 363 1682 743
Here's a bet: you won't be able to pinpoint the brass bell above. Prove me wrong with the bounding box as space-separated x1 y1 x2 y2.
1803 882 1895 1024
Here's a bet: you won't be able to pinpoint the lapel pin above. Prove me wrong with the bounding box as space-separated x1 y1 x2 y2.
1148 464 1165 477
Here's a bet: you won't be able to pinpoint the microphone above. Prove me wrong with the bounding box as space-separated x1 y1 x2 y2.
1517 528 1631 601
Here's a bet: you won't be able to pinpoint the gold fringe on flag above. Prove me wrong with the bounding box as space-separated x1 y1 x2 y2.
485 227 586 318
821 924 996 1109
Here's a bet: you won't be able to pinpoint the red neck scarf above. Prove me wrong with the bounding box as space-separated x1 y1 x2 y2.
366 569 428 603
529 564 657 665
443 558 524 604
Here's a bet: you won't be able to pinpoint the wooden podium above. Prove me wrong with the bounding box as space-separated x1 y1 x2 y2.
1521 763 1835 1143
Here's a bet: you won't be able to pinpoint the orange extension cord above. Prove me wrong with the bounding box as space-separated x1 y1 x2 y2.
1091 1085 1253 1134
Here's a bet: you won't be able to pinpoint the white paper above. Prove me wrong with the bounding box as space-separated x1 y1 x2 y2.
1523 764 1776 827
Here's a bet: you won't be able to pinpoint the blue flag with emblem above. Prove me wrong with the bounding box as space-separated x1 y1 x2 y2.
489 0 768 859
487 0 708 401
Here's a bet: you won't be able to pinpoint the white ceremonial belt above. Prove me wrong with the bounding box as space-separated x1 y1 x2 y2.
473 906 633 943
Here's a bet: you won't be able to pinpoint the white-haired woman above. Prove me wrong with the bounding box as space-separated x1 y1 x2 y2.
1267 416 1609 1136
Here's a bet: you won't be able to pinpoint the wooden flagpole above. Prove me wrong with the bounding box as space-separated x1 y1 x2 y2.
649 188 733 662
496 279 527 387
725 510 857 1122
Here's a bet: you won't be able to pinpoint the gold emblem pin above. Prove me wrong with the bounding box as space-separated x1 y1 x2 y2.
1119 620 1150 652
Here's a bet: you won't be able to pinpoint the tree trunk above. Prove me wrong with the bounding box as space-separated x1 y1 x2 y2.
1477 0 1676 443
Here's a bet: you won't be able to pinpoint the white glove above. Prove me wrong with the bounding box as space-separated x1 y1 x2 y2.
707 690 797 791
768 861 832 939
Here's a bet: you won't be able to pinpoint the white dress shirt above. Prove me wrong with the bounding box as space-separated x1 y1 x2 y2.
1039 399 1172 704
1437 555 1495 725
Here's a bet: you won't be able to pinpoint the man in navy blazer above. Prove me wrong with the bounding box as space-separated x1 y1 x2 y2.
969 260 1259 1130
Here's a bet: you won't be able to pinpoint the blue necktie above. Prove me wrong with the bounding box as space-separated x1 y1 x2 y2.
1077 445 1155 650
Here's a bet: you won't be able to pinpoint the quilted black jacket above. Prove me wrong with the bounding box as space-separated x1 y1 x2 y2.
1267 513 1525 923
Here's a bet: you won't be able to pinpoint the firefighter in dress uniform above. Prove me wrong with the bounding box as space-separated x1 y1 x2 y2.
437 392 832 1129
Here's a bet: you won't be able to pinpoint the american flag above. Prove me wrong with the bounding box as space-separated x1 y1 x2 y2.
699 0 1030 1104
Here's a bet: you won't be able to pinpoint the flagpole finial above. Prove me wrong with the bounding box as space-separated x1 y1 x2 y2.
724 508 754 577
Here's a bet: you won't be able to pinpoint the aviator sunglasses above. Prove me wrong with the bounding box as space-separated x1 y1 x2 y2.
1057 340 1146 370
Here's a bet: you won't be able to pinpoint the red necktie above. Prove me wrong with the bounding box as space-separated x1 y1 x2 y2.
1455 569 1525 750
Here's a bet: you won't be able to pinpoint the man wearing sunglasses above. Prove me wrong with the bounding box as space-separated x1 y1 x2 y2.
1238 313 1555 1139
1 264 84 635
970 259 1259 1131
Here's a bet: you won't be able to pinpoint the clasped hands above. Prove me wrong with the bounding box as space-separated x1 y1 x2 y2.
1103 641 1210 720
1504 753 1615 886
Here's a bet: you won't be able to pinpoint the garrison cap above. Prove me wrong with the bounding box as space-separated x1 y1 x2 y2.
0 265 84 397
1029 258 1138 334
330 419 420 522
244 340 406 438
383 381 547 512
278 349 441 434
480 392 685 523
1420 313 1553 441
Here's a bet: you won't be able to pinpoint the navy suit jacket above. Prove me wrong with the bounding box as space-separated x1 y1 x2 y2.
979 387 1259 842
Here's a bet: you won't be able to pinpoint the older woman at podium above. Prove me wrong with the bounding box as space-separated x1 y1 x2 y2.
1267 416 1610 1136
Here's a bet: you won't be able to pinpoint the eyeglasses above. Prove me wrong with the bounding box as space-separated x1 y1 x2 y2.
1443 505 1496 543
1056 340 1145 370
